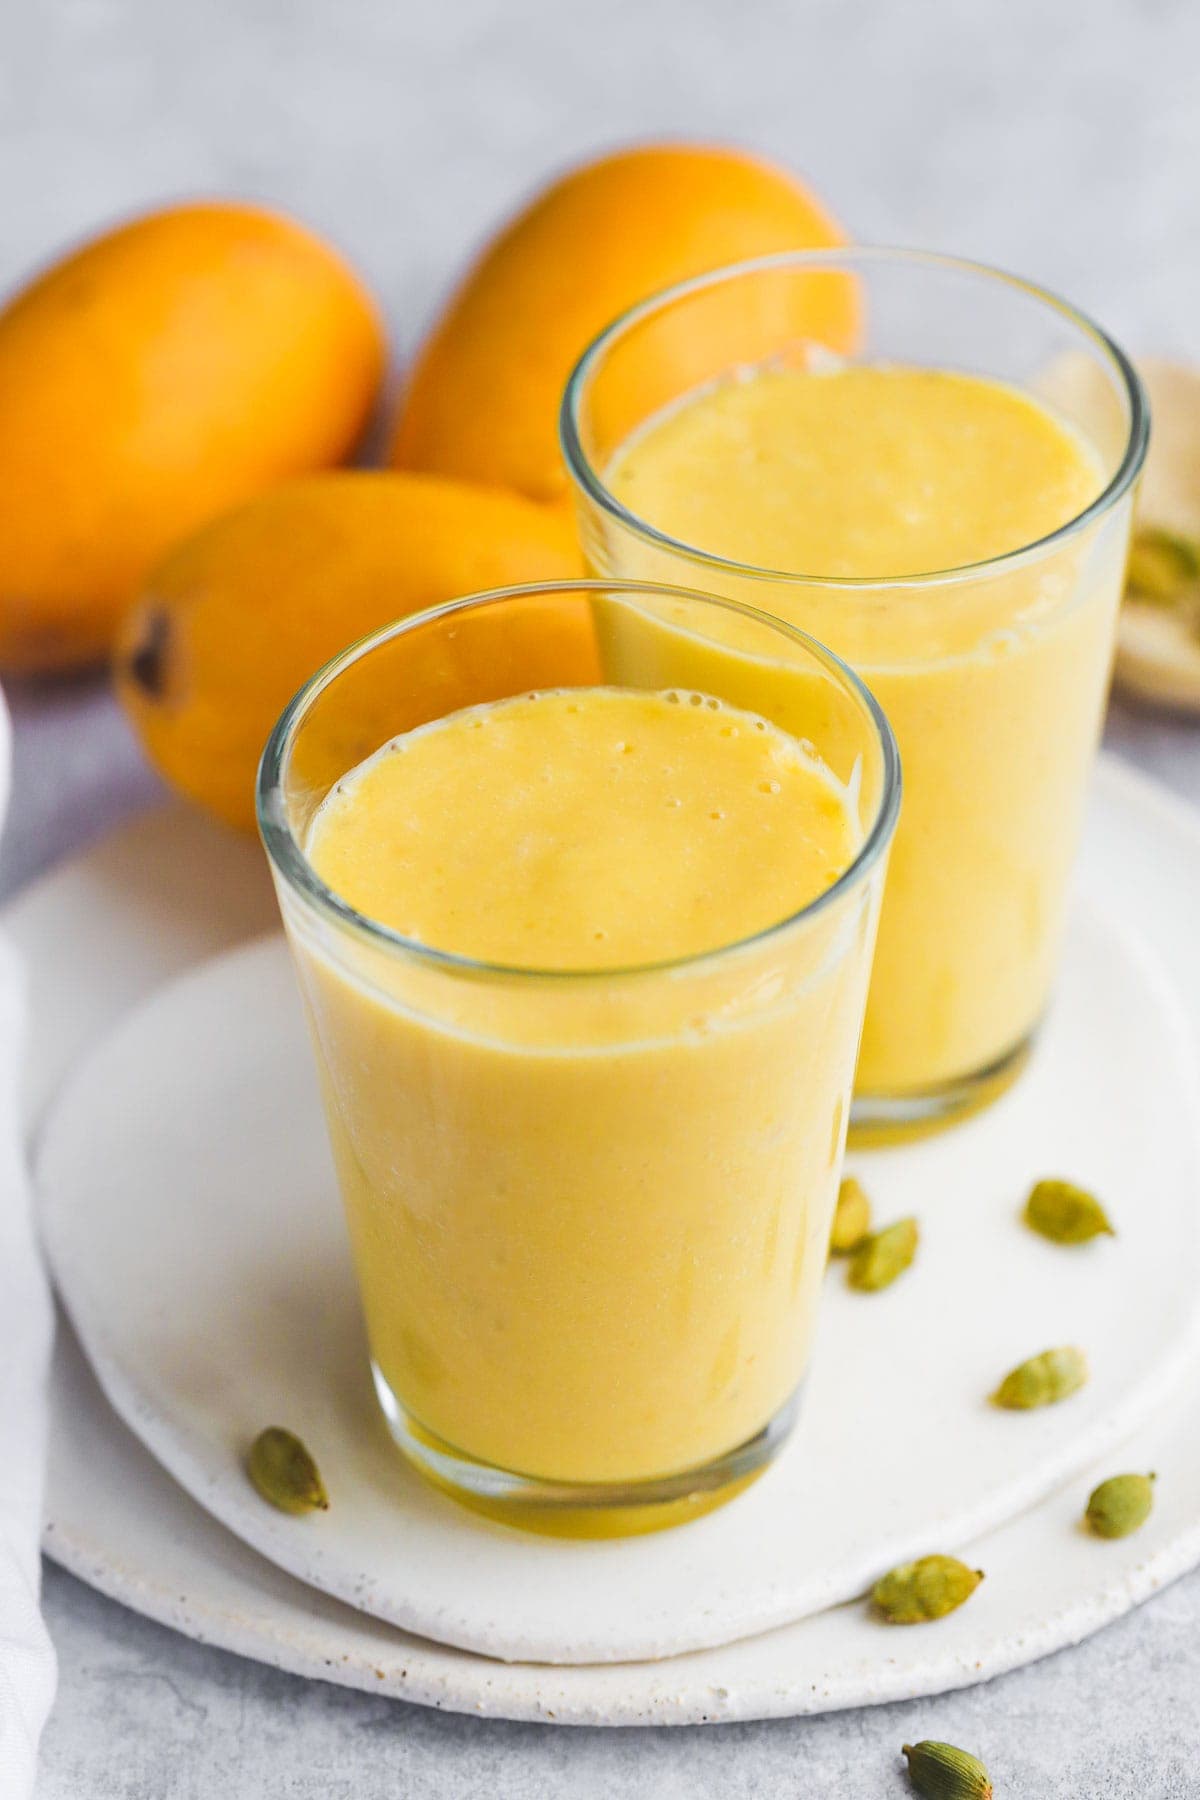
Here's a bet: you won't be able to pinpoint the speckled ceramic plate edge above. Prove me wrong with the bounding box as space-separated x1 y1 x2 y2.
41 1310 1200 1725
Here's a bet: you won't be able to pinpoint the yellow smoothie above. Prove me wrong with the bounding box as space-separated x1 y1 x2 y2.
601 364 1119 1099
294 685 874 1486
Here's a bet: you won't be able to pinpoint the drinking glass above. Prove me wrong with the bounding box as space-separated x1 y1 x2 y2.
562 249 1148 1137
259 581 898 1531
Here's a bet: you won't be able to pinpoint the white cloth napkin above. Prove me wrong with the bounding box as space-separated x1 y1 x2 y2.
0 865 57 1786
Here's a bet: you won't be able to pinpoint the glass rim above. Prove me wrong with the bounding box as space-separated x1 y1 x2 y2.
559 244 1150 591
256 579 902 984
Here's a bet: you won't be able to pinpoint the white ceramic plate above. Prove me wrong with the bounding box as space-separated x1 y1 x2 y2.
34 904 1200 1665
44 1309 1200 1724
16 762 1200 1720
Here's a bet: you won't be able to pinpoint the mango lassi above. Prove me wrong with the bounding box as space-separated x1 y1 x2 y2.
307 687 856 967
294 683 871 1495
587 360 1127 1113
607 366 1102 584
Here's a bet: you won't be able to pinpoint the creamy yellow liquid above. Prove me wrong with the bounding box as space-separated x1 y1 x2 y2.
603 364 1120 1098
294 686 875 1485
310 687 856 966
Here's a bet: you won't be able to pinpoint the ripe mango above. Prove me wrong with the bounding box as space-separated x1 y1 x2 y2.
0 202 385 672
115 471 588 831
389 142 854 505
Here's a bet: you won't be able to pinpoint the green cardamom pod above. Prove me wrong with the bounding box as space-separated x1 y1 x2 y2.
830 1175 872 1255
1085 1471 1156 1539
872 1554 983 1624
848 1216 918 1291
247 1426 329 1515
1024 1178 1114 1245
992 1344 1088 1410
902 1739 993 1799
1127 526 1200 605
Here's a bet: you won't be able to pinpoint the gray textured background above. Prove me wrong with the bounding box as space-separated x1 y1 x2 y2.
6 0 1200 1793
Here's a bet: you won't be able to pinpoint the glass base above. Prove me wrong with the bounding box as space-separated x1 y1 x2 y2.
372 1365 801 1538
848 1029 1034 1148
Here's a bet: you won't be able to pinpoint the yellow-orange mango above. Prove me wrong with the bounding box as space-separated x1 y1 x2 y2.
389 143 854 505
0 202 385 672
115 471 590 832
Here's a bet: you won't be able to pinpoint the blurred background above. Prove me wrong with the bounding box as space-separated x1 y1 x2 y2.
3 0 1198 900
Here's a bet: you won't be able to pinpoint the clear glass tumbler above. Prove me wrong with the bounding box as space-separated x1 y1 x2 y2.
562 249 1148 1139
258 582 898 1533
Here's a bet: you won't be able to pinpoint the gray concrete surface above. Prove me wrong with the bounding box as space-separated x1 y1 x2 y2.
5 0 1200 1791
